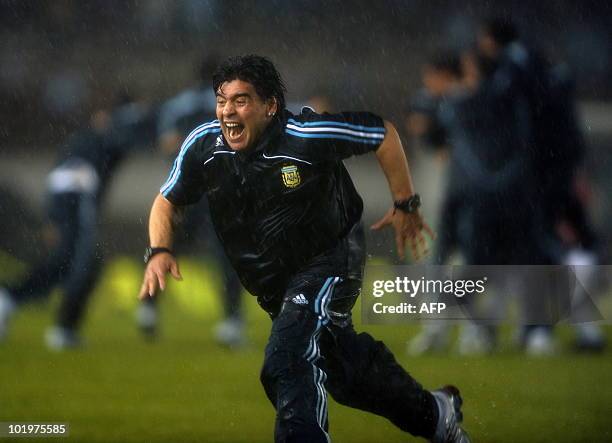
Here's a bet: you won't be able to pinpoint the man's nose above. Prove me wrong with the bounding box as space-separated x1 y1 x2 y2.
223 101 235 116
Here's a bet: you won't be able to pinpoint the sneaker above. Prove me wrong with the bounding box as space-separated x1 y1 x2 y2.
524 327 556 357
0 288 16 341
407 323 451 356
136 301 158 340
213 317 245 348
456 324 495 356
431 386 471 443
45 326 83 351
574 323 606 353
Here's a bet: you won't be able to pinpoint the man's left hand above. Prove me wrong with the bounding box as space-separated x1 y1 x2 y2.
371 208 436 261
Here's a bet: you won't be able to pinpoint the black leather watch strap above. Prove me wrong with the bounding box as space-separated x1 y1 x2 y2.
144 247 173 264
393 194 421 214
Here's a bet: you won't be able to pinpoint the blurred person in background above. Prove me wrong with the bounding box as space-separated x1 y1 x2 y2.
304 94 334 115
547 63 606 351
405 52 470 268
406 43 561 355
287 91 335 116
139 54 470 443
0 92 155 350
137 54 246 347
404 51 471 355
476 17 606 352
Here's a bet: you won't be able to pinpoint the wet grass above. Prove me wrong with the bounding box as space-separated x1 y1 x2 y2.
1 256 611 442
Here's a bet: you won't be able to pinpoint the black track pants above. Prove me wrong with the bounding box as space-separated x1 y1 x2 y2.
259 276 438 443
8 191 101 330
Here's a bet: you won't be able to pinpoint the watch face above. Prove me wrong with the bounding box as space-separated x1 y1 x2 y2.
395 195 420 213
144 247 152 263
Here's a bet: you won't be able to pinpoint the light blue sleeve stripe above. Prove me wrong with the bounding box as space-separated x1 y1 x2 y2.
287 118 386 133
161 130 202 194
162 156 181 193
285 129 381 145
160 121 219 192
160 127 221 195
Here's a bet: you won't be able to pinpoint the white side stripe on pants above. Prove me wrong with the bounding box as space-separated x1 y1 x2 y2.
303 277 340 436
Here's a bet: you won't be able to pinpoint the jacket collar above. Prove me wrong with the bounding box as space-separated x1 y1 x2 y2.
233 112 285 161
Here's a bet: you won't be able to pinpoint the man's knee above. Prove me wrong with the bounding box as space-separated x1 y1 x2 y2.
324 328 409 400
260 349 289 391
260 346 308 394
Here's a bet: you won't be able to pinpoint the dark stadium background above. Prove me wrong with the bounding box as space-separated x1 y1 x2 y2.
1 0 610 259
0 2 611 442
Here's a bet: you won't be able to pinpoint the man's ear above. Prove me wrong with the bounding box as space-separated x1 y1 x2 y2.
267 97 278 117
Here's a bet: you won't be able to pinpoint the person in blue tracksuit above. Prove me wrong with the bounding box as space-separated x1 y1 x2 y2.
0 94 155 349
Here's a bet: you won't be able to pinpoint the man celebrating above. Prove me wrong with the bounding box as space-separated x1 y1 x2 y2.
139 55 470 443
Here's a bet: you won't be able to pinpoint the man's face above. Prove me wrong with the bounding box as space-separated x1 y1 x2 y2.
477 32 500 61
422 67 455 97
215 79 276 151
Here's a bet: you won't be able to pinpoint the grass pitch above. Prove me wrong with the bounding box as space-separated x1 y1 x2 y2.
1 256 611 442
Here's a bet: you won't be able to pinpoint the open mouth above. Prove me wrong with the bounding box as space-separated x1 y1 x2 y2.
224 122 245 142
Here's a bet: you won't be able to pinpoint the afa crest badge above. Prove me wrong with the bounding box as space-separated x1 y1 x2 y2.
281 165 300 188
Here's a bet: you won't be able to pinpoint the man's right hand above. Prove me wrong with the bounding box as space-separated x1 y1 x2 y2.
138 253 183 300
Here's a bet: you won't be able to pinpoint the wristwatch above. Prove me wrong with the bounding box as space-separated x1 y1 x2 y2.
393 194 421 214
143 247 173 264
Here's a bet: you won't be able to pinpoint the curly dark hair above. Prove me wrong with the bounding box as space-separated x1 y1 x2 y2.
426 50 463 78
212 55 287 111
482 17 519 47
